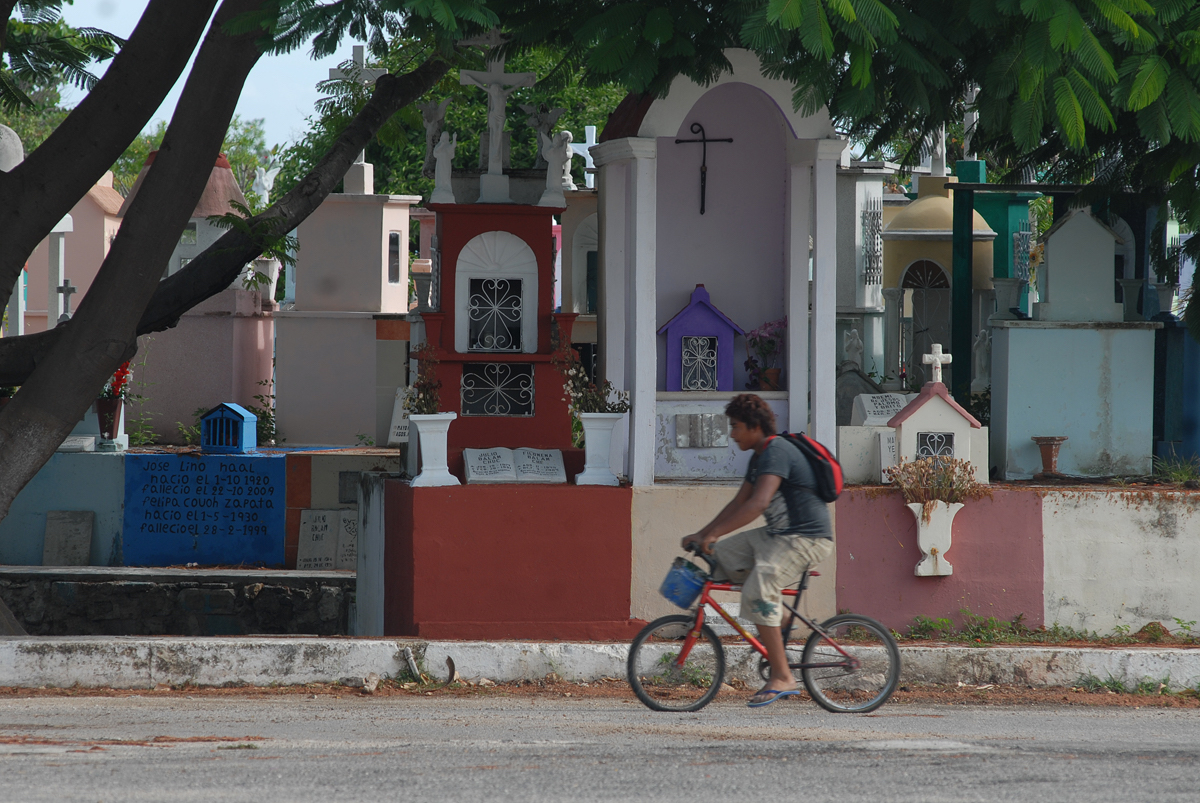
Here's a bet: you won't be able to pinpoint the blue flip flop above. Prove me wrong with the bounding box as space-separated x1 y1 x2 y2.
747 688 800 708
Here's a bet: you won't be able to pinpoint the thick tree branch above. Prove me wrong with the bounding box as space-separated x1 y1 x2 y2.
0 54 451 384
0 0 265 521
0 0 218 311
0 2 20 56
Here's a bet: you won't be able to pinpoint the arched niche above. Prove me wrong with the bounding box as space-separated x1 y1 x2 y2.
454 230 539 354
571 213 598 315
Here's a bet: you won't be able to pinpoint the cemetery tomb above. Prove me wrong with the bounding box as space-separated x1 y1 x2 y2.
886 377 989 483
42 511 95 566
200 403 257 454
657 285 745 392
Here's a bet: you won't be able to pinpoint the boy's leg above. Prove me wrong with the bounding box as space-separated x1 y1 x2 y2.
742 535 834 700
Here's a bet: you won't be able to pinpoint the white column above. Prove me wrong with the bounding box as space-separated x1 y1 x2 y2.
596 159 628 477
5 275 25 337
785 161 812 435
593 138 658 483
47 214 73 328
810 142 843 451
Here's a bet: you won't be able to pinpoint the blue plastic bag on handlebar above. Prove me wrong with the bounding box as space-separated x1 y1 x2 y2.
659 557 708 609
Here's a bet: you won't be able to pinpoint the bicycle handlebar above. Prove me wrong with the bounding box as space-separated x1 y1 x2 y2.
685 541 719 574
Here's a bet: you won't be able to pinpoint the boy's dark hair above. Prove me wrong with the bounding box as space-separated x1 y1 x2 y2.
725 394 776 436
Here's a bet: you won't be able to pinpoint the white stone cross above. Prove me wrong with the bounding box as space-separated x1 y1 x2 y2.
460 53 535 176
922 343 952 385
57 278 77 324
570 125 598 189
329 46 388 164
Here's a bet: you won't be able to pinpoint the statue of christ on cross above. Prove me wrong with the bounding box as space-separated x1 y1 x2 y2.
459 33 535 176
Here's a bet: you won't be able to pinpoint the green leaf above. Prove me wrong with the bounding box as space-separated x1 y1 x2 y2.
1011 86 1045 149
1089 0 1144 38
642 7 674 44
1068 69 1116 130
1136 98 1171 143
766 0 805 28
849 43 872 88
1075 28 1118 83
1165 73 1200 142
798 0 834 57
1048 3 1084 50
1053 75 1086 148
1126 55 1169 110
825 0 858 23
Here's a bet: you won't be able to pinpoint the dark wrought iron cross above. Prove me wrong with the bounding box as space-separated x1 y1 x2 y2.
674 122 732 215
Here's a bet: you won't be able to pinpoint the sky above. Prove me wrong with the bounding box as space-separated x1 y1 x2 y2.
59 1 351 148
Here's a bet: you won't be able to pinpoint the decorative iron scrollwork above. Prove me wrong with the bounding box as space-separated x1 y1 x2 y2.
468 278 522 351
681 336 718 391
916 432 955 459
461 363 535 416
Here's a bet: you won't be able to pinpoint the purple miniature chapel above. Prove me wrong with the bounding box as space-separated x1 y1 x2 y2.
658 284 745 392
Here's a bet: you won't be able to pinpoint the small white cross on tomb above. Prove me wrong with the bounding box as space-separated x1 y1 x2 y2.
922 343 952 385
57 278 77 324
570 126 598 189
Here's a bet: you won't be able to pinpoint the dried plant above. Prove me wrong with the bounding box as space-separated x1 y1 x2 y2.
402 343 442 415
885 457 991 522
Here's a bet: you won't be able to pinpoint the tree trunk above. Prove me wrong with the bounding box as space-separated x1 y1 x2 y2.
0 0 264 523
0 0 218 311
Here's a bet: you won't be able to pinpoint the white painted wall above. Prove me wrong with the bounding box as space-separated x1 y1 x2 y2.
1043 491 1200 633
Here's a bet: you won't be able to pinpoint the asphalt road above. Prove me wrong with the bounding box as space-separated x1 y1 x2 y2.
0 693 1196 802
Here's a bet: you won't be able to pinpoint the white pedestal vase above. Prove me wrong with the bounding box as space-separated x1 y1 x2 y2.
409 412 460 487
907 501 963 577
574 412 624 486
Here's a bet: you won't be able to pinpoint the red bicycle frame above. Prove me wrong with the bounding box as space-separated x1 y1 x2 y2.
672 572 859 671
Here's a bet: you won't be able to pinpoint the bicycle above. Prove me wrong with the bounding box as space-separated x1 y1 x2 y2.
627 546 901 713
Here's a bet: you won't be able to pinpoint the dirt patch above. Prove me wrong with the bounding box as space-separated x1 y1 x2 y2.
1 678 1197 709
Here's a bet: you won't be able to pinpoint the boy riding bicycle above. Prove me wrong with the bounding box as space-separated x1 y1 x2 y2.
681 394 833 707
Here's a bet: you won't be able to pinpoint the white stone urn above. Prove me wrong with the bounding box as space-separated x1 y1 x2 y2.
574 412 625 486
409 412 460 487
907 501 963 577
989 277 1025 321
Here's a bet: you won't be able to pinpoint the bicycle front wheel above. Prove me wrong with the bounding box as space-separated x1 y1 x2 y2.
801 613 900 714
627 614 725 712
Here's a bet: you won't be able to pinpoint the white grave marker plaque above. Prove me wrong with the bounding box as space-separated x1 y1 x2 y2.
42 510 93 566
878 431 897 483
464 448 518 483
850 393 909 427
387 389 409 446
297 510 338 570
335 510 358 571
513 448 567 484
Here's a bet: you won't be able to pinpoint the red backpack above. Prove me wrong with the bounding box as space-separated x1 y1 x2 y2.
776 432 844 502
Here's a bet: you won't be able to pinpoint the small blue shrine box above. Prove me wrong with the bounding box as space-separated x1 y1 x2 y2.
658 285 745 391
200 403 257 454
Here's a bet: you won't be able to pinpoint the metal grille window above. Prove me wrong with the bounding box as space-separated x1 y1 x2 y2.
916 432 955 459
468 278 523 351
861 197 883 286
681 336 718 391
1012 221 1032 283
461 363 534 416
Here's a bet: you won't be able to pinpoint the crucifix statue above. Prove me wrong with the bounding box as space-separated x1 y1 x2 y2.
922 343 952 385
673 122 732 214
459 31 535 177
328 46 388 164
57 278 77 324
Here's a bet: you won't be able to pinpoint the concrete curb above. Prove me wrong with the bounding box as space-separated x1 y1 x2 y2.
2 638 1199 691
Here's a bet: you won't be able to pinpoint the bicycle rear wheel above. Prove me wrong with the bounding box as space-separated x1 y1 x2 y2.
627 615 725 712
801 613 900 713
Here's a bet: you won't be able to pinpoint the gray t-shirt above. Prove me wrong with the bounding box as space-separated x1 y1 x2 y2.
744 436 832 539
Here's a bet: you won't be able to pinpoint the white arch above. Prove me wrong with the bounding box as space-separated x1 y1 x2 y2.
636 49 837 141
571 213 598 314
454 231 539 353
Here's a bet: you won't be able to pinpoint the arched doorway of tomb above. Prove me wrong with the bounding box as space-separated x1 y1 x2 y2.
901 259 951 388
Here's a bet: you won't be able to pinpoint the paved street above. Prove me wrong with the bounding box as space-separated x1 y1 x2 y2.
0 693 1196 802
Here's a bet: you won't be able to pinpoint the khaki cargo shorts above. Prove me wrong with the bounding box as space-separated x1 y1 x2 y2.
711 528 833 627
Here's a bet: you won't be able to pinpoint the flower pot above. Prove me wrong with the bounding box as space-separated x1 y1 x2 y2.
907 501 963 577
761 368 782 391
1031 435 1067 477
409 412 460 487
95 398 123 441
574 412 624 486
1153 282 1177 317
989 277 1025 321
